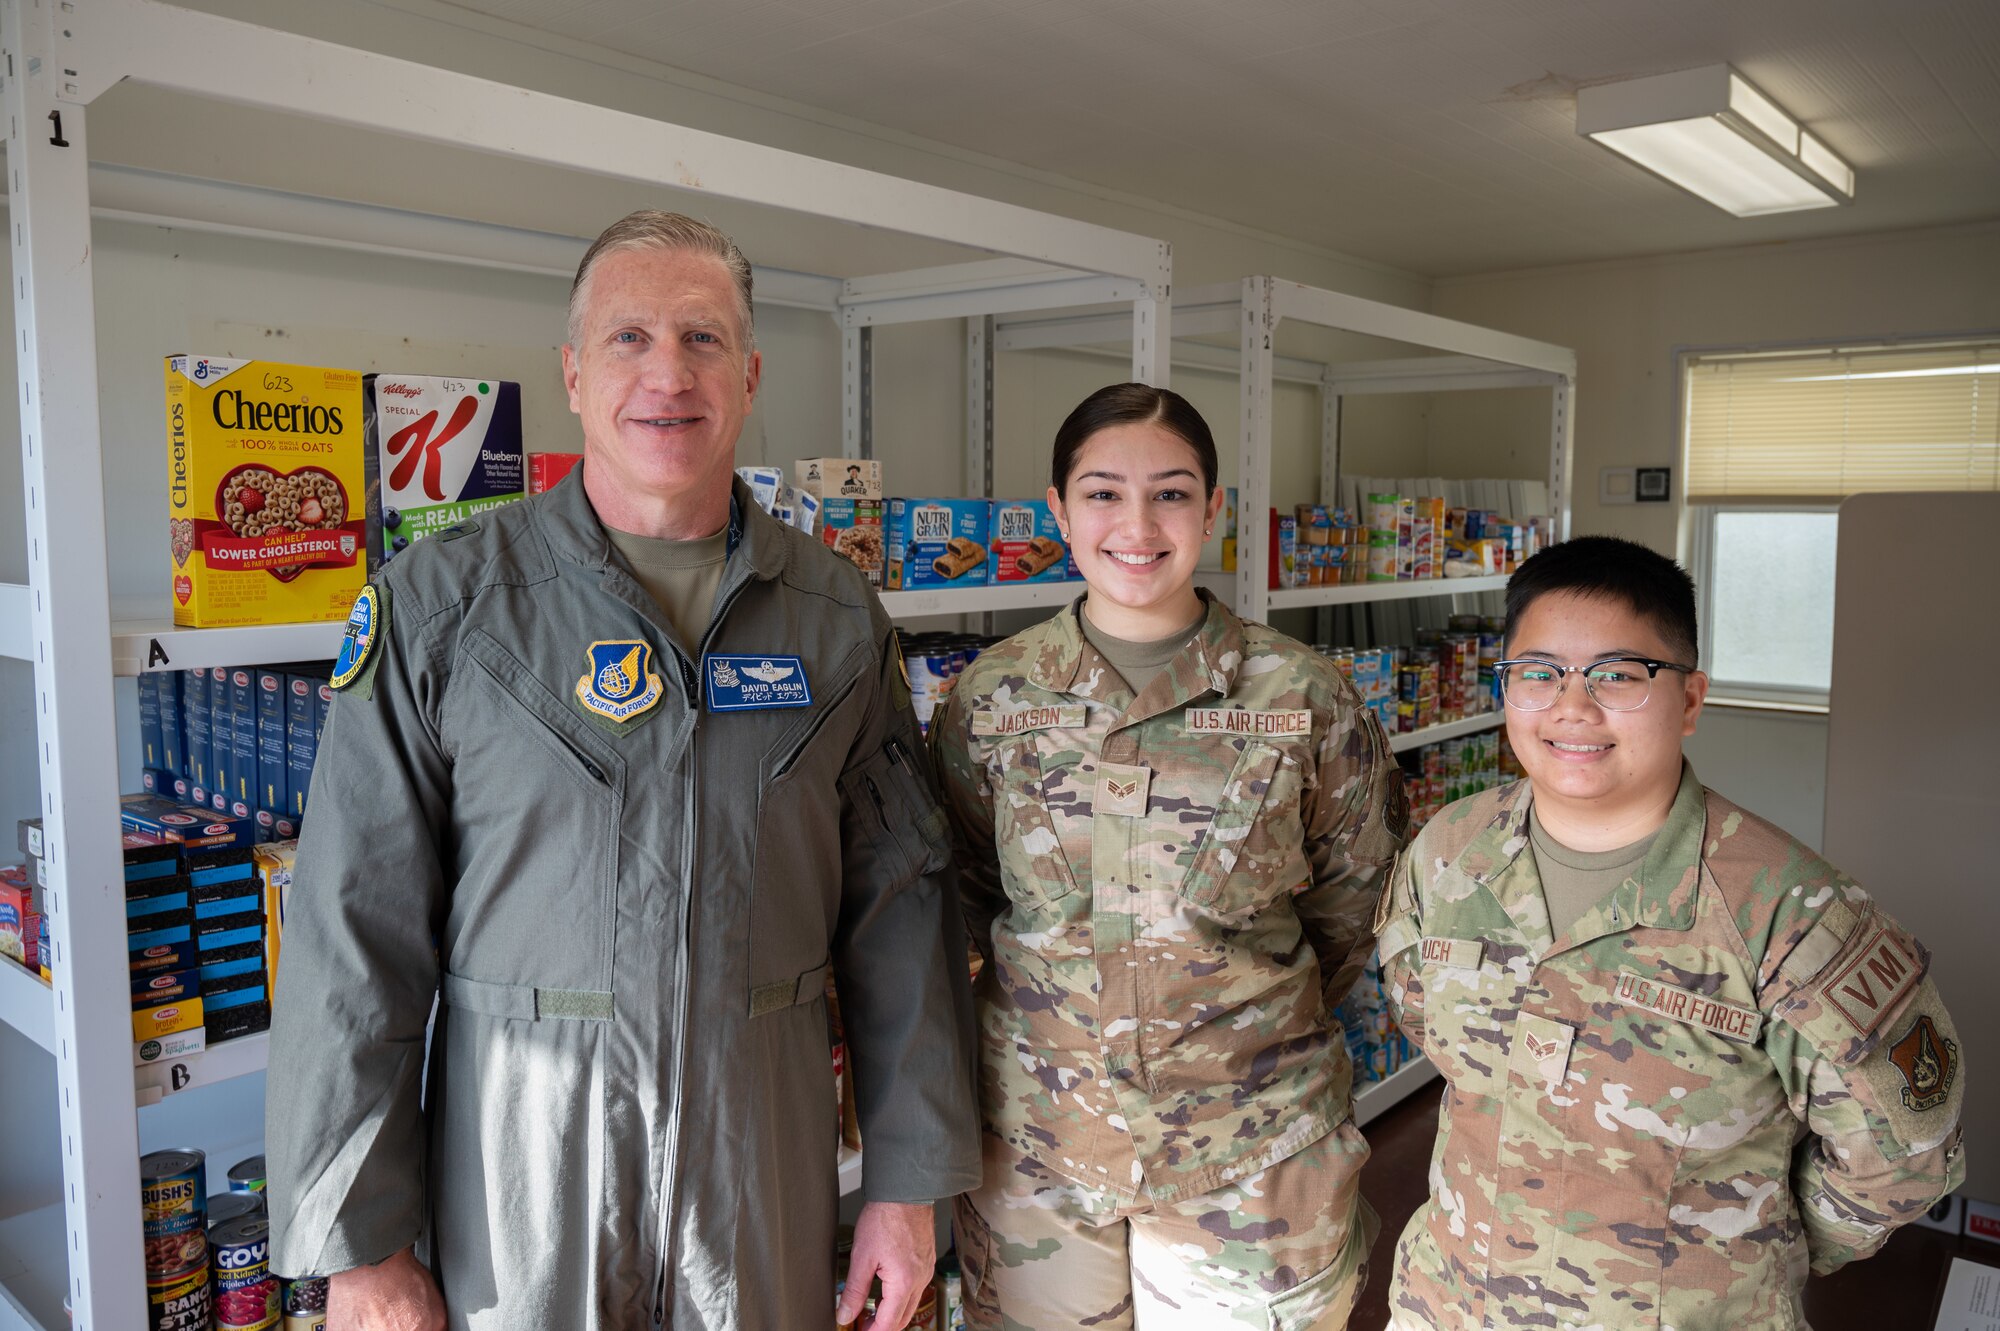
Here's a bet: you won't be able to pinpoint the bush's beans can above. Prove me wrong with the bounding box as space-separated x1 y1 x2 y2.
208 1190 265 1228
147 1265 212 1331
139 1149 208 1281
228 1154 267 1193
282 1275 329 1330
210 1213 280 1330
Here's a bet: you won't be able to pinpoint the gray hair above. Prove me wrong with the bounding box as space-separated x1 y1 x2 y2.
566 210 755 350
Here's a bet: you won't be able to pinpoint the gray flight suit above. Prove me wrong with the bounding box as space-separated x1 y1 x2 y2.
265 468 981 1330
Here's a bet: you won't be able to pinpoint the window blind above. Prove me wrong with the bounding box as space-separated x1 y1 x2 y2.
1684 340 2000 500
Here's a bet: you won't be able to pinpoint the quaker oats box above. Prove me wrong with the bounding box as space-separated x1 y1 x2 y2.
885 498 990 590
365 375 525 571
795 457 883 501
165 356 367 627
819 497 885 588
986 499 1070 584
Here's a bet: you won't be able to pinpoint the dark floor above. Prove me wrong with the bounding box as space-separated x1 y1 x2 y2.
1353 1083 1995 1331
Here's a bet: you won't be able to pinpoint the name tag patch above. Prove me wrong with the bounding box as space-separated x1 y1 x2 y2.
972 704 1086 737
1094 762 1152 817
1420 937 1484 971
1823 927 1921 1037
1613 971 1762 1044
1184 708 1312 738
705 655 813 712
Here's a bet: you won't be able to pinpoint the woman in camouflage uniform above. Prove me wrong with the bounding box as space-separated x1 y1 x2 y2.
930 384 1408 1330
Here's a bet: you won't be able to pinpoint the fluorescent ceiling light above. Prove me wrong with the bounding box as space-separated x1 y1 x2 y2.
1578 65 1854 216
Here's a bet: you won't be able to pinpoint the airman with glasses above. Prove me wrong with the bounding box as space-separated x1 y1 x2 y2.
1375 535 1965 1331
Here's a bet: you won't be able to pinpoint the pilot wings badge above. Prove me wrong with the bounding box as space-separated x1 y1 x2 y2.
576 639 665 724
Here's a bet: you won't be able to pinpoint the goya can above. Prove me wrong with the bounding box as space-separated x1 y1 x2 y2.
211 1212 280 1329
147 1264 212 1331
282 1275 329 1330
208 1190 266 1228
228 1154 267 1193
139 1148 208 1280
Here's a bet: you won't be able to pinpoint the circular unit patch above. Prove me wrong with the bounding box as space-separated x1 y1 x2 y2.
331 583 382 690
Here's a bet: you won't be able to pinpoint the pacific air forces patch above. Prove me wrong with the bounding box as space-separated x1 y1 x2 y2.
576 639 665 724
1888 1013 1958 1111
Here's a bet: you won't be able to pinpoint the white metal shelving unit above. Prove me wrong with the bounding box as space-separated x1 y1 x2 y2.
0 1 1176 1323
1353 1054 1439 1130
1001 277 1577 625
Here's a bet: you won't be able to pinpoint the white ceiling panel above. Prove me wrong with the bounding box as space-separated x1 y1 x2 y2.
421 0 2000 275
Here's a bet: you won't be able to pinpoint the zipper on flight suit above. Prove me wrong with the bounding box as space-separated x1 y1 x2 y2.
653 575 753 1324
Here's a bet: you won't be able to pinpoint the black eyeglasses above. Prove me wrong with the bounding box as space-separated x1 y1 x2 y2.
1494 657 1696 712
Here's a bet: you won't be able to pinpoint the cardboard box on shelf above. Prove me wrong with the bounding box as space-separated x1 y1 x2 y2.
885 499 990 590
366 374 525 571
819 498 884 588
165 355 367 628
987 500 1070 584
527 452 581 494
795 458 882 500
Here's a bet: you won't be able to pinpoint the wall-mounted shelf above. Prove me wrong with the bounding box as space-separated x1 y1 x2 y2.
1388 712 1504 755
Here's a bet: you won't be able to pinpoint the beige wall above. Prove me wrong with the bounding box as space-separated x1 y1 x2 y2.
1431 221 2000 553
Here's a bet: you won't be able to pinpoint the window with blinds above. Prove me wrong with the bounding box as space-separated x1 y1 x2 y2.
1683 339 2000 500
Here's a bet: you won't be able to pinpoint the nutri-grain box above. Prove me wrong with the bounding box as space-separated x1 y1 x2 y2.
987 499 1071 584
885 498 991 591
365 375 525 570
166 356 366 627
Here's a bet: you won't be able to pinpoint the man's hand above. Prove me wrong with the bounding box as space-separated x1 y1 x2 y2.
328 1246 447 1331
837 1200 936 1330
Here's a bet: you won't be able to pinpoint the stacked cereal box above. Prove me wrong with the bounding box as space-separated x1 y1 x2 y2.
364 375 525 569
797 459 885 588
165 356 367 626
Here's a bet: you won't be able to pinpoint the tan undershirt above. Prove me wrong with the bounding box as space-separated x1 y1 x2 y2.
605 525 729 658
1528 807 1660 940
1079 602 1204 696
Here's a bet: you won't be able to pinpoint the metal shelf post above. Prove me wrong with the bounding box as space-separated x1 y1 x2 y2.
5 1 148 1321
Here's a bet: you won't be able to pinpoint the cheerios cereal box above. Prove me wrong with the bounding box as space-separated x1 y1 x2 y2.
165 356 367 627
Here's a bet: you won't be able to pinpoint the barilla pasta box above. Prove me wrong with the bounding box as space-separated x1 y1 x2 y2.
987 500 1070 584
119 795 253 850
885 498 991 590
365 375 525 570
165 356 367 627
820 498 884 588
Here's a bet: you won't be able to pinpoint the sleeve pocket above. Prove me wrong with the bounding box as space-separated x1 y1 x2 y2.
845 739 951 884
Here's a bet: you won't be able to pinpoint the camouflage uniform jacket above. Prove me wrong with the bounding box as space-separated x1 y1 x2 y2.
1380 764 1966 1330
931 593 1407 1203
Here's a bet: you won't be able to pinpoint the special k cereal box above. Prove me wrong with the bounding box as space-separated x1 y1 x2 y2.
364 375 525 570
166 356 366 627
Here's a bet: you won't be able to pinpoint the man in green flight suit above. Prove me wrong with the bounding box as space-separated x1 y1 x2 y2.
264 212 979 1330
1379 535 1965 1331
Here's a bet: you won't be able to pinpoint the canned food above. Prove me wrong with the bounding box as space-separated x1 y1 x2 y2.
282 1275 329 1330
139 1148 208 1280
228 1154 267 1193
211 1213 279 1329
208 1191 266 1229
148 1264 212 1331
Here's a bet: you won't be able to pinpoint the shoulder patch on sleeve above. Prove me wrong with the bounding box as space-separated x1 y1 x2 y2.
1820 924 1922 1039
1778 898 1859 986
330 582 388 698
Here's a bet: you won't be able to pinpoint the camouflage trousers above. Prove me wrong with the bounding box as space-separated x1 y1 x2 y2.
952 1121 1377 1331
